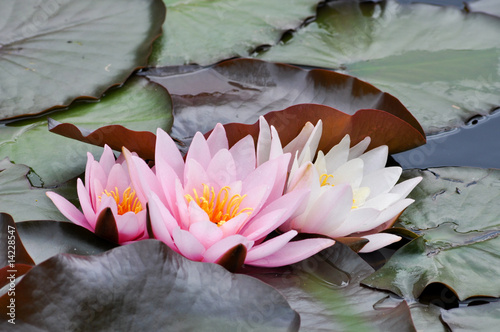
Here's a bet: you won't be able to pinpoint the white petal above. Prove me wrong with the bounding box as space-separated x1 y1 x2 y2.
359 233 402 253
324 135 350 171
348 136 371 159
360 167 402 199
358 145 388 175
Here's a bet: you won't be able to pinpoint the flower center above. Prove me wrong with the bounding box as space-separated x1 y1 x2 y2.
101 187 143 215
319 173 335 187
185 184 253 226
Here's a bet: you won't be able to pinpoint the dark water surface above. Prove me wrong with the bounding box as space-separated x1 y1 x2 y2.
394 109 500 169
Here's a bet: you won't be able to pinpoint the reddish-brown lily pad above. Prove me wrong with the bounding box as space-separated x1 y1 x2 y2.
220 104 426 154
48 119 157 161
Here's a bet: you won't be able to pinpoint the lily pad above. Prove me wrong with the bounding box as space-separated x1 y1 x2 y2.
149 0 320 66
0 76 173 186
468 0 500 18
441 300 500 331
247 242 416 331
0 0 165 119
257 0 500 134
0 158 76 222
0 240 299 331
362 167 500 300
146 58 424 148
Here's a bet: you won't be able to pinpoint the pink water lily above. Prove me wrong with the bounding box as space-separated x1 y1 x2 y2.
46 145 148 244
124 125 335 267
258 117 421 253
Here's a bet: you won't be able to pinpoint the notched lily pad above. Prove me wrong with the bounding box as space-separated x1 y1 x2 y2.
441 300 500 331
0 0 165 119
257 0 500 134
220 104 425 154
362 167 500 301
48 119 157 161
150 0 320 66
0 76 172 186
0 240 299 331
147 58 424 149
0 158 76 222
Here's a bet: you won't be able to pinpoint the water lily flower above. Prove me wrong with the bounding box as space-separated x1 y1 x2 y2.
258 117 422 253
46 145 148 244
124 125 335 268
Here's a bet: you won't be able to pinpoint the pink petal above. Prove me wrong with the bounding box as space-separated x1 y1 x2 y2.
230 135 256 179
245 230 297 262
206 123 229 155
246 237 335 267
172 227 206 261
156 128 184 179
46 191 92 231
183 158 209 193
185 132 211 169
148 193 179 249
241 208 288 241
269 126 284 160
206 149 237 188
189 220 223 248
218 212 251 237
123 147 160 204
359 233 402 253
77 178 96 225
105 164 130 194
302 184 353 235
99 145 117 175
115 210 146 244
155 161 181 219
266 153 291 203
202 234 253 263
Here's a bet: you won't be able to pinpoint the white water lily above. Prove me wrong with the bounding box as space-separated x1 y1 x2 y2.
258 117 421 253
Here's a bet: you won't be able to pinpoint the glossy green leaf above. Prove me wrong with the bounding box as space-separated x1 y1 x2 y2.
0 0 165 119
149 0 320 66
257 0 500 134
441 301 500 331
362 167 500 300
0 76 172 186
0 158 76 222
247 242 416 331
146 58 424 150
0 240 299 331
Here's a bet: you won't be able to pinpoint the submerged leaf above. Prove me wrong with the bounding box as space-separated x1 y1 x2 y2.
441 300 500 331
257 0 500 134
0 240 299 331
150 0 320 66
0 0 165 119
362 167 500 300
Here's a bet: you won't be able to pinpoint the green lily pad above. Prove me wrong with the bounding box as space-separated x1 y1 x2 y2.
257 0 500 134
247 242 416 331
0 240 299 331
0 76 173 187
410 304 448 332
441 300 500 331
0 158 76 222
0 0 165 120
468 0 500 18
362 167 500 300
149 0 320 66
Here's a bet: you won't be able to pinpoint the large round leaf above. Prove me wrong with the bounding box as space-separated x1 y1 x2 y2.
247 242 416 331
0 158 76 222
0 0 165 119
146 58 423 148
257 0 500 134
0 76 173 186
362 167 500 300
0 240 299 331
149 0 320 66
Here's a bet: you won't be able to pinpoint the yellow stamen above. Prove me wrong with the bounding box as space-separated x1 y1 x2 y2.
319 173 335 187
185 184 253 226
100 187 143 215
